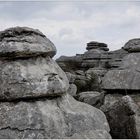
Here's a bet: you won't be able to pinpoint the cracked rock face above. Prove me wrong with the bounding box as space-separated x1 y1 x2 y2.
0 57 69 100
0 27 111 139
101 96 140 139
123 38 140 52
102 53 140 90
0 94 111 139
0 27 69 100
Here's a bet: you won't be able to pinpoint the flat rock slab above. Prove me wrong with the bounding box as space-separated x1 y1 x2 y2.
0 94 111 139
78 91 104 108
102 69 140 90
0 27 56 58
102 53 140 90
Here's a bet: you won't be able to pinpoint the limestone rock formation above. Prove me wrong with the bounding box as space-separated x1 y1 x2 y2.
123 38 140 52
102 52 140 91
0 27 111 139
86 41 108 51
0 94 111 139
77 91 104 108
57 39 140 138
0 27 69 100
67 84 77 97
101 96 140 139
0 27 56 58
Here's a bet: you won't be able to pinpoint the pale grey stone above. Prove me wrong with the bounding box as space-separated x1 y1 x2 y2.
102 96 140 139
67 84 77 96
0 27 56 58
102 53 140 90
123 38 140 52
78 91 104 108
0 56 69 100
0 94 111 139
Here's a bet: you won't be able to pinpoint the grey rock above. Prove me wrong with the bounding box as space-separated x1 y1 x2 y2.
67 84 77 97
102 96 140 139
121 53 140 69
0 94 111 139
0 27 111 139
75 70 85 76
100 94 123 112
74 74 89 93
107 49 128 69
65 72 76 84
86 41 108 50
56 55 83 72
0 27 56 58
0 57 69 100
102 53 140 90
78 91 105 108
86 68 107 78
85 68 107 91
123 38 140 52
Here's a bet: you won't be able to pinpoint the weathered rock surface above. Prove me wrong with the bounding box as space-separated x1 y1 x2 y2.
102 53 140 90
0 57 69 100
77 91 104 108
123 38 140 52
0 27 111 139
0 94 111 139
86 68 107 92
100 94 123 111
107 49 128 69
101 96 140 139
57 41 128 93
0 27 56 58
67 84 77 97
57 38 140 139
86 41 108 51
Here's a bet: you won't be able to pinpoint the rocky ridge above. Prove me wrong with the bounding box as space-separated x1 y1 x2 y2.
57 38 140 138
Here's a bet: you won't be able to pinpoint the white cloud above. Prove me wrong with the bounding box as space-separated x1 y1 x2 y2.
1 1 140 58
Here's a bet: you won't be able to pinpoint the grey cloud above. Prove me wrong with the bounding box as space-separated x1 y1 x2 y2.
0 1 140 58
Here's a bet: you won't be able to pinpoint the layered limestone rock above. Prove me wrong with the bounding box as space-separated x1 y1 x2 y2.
81 41 109 69
57 38 140 138
0 27 69 100
102 51 140 91
0 27 56 58
101 96 140 139
123 38 140 52
57 42 129 99
0 27 111 139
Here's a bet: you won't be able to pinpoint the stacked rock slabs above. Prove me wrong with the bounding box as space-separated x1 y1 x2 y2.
0 27 69 100
0 27 111 139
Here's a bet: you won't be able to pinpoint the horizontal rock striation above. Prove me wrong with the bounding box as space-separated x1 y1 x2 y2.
0 27 56 58
0 27 111 139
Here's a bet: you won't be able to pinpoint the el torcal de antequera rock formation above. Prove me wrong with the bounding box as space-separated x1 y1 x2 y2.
57 39 140 138
0 26 140 139
0 27 111 139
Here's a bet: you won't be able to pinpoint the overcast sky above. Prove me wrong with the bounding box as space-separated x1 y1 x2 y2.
0 1 140 58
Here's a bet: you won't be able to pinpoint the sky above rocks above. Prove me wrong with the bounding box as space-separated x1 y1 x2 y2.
0 1 140 58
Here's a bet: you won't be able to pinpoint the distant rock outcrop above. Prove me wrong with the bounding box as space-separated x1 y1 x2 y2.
0 27 111 139
123 38 140 52
57 39 140 138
